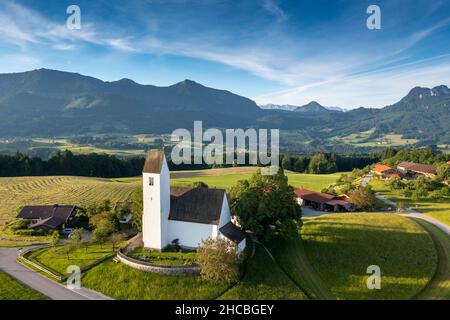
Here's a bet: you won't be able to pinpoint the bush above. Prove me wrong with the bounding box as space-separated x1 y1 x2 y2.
350 187 378 211
6 218 30 232
197 238 241 285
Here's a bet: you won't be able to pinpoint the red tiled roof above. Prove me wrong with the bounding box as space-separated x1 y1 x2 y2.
373 164 392 173
326 199 351 206
294 188 334 204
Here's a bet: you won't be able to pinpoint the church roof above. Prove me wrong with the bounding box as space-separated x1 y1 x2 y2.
219 222 246 243
169 187 225 225
143 150 165 173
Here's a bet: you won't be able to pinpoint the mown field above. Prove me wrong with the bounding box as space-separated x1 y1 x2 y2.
370 179 450 226
0 271 46 300
280 213 438 300
0 176 139 245
0 168 343 245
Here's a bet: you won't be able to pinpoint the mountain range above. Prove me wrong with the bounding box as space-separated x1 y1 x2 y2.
0 69 449 146
260 102 346 113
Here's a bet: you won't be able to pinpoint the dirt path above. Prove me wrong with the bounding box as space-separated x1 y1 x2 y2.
411 219 450 300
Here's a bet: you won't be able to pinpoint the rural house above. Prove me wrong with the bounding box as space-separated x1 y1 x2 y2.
397 162 437 178
371 164 401 180
142 150 246 253
16 205 78 231
294 188 354 212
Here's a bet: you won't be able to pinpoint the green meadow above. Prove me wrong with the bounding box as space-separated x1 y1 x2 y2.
0 271 46 300
285 213 437 300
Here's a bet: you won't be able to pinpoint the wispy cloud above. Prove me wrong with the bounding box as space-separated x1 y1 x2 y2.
262 0 287 21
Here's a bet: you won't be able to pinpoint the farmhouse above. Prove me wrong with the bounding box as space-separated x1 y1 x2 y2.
397 161 437 178
294 188 354 212
142 150 246 253
371 164 401 180
372 164 393 175
16 205 78 231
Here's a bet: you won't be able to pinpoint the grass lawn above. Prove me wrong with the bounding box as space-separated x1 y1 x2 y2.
370 179 450 226
0 236 51 248
267 236 334 300
219 244 307 300
411 219 450 300
284 213 437 300
171 169 345 192
26 243 116 276
128 248 197 266
0 271 46 300
82 259 228 300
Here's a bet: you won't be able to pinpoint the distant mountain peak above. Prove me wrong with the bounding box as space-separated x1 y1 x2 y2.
115 78 137 85
259 102 346 112
403 85 450 101
176 79 200 86
295 101 329 113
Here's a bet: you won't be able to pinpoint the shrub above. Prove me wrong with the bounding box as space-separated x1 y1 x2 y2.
350 187 378 211
197 238 241 284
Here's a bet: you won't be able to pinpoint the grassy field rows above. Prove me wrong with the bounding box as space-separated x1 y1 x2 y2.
0 168 344 245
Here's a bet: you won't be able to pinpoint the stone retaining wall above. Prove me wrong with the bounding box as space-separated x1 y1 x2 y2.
117 249 200 276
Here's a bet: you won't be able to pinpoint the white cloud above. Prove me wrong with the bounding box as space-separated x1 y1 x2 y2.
253 54 450 109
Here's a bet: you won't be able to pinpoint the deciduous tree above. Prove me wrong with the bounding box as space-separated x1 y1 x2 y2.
197 238 241 284
230 169 301 241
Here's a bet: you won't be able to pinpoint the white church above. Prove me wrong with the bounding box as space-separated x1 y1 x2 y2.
142 150 246 254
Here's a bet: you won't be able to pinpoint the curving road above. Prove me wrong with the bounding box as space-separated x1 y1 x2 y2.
0 246 112 300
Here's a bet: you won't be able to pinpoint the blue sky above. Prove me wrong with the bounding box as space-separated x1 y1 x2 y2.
1 0 450 109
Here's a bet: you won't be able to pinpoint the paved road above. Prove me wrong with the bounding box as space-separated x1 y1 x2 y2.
359 174 449 236
0 246 112 300
375 194 396 207
360 174 373 187
401 211 450 237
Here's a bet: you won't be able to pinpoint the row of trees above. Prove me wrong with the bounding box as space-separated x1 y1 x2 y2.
0 151 145 178
281 152 379 174
379 146 448 166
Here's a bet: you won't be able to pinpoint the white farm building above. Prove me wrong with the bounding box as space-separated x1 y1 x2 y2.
142 150 246 254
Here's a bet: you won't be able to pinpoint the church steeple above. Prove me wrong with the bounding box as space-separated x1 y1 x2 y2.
142 150 171 250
